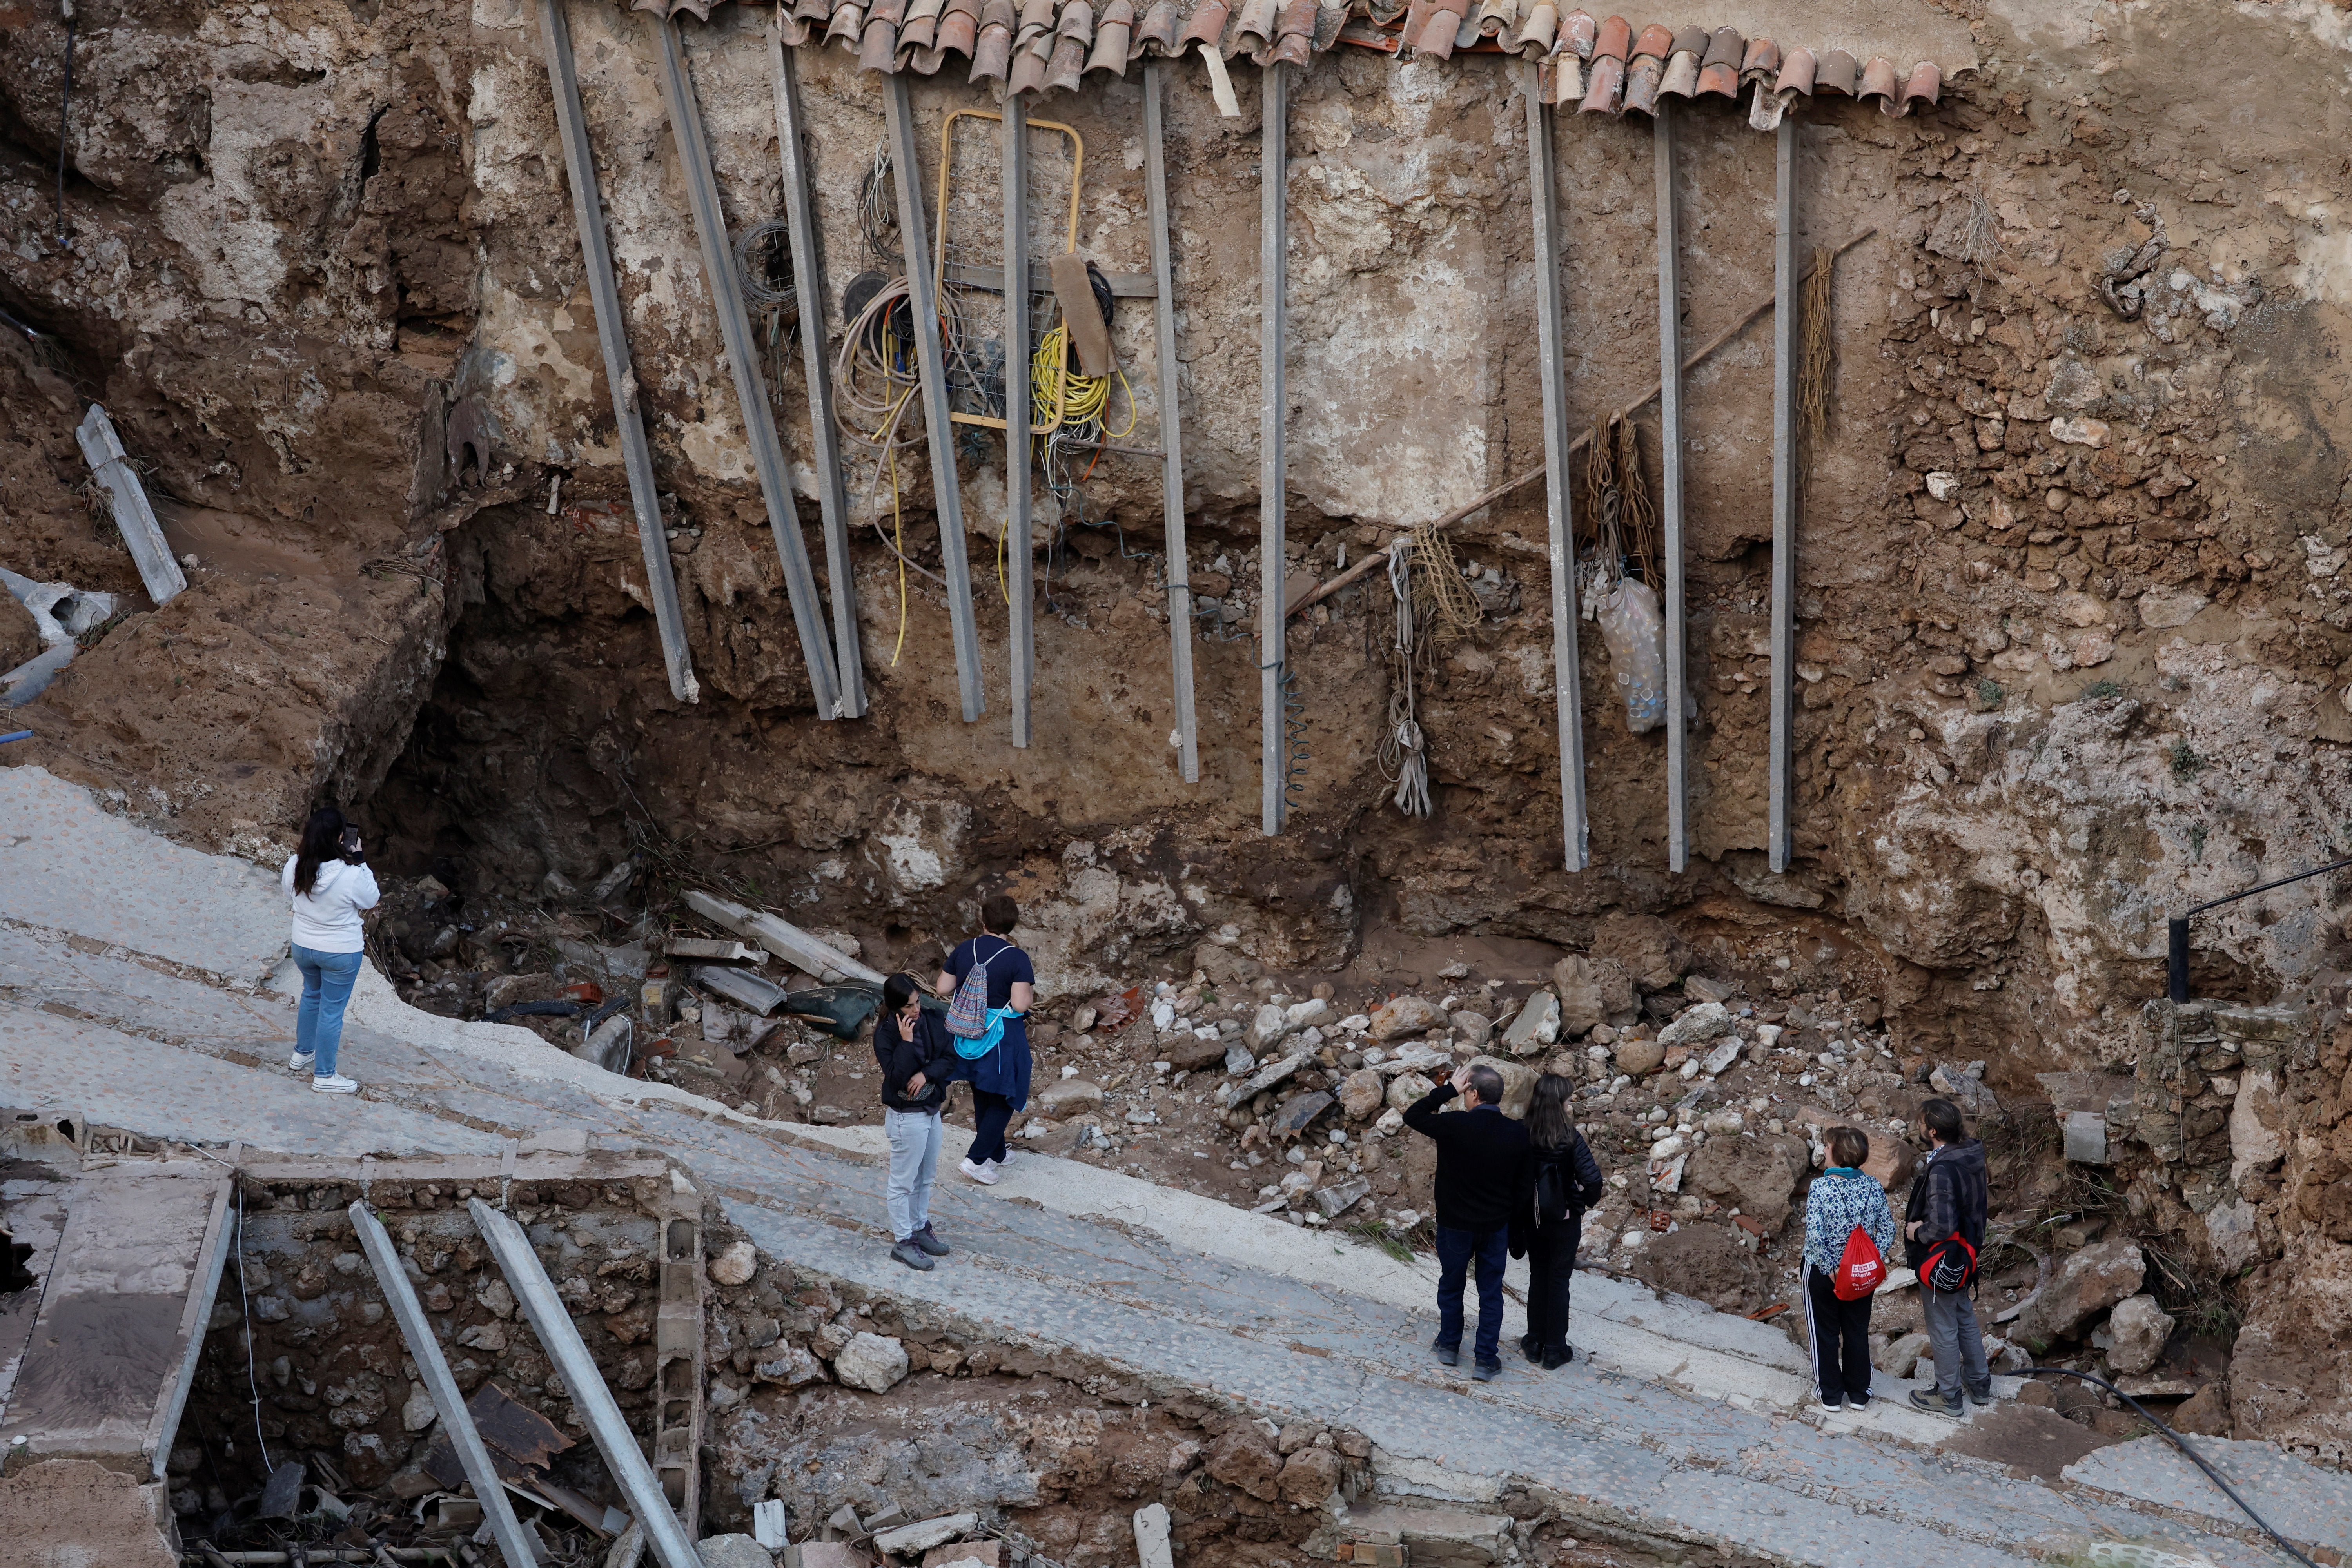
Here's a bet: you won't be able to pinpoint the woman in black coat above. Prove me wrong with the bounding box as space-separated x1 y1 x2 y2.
1514 1073 1606 1369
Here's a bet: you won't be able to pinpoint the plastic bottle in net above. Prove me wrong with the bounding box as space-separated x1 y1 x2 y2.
1594 576 1666 734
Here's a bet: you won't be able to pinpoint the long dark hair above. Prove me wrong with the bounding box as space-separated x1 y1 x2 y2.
293 807 345 897
1528 1073 1576 1151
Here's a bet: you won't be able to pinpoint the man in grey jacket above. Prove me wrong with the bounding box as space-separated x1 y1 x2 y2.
1904 1096 1991 1415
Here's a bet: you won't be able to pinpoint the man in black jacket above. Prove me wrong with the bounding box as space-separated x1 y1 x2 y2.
875 974 959 1271
1904 1096 1991 1414
1403 1063 1532 1381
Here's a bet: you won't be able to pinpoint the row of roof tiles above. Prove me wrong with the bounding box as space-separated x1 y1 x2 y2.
641 0 1945 125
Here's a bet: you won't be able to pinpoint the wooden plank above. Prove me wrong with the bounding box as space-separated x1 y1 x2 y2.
653 16 841 718
1524 63 1588 873
1768 116 1797 873
766 19 866 717
1005 94 1034 748
74 406 185 608
1655 101 1687 875
1145 58 1200 786
533 0 698 704
883 73 986 721
680 887 886 985
1259 61 1289 837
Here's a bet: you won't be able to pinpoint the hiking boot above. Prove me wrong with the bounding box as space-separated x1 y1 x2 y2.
1431 1337 1460 1368
913 1223 951 1257
959 1158 1000 1186
1540 1345 1574 1371
287 1050 314 1073
1472 1360 1502 1383
1966 1384 1994 1406
1909 1388 1963 1418
1817 1391 1844 1411
890 1239 935 1272
311 1074 359 1095
1519 1334 1540 1363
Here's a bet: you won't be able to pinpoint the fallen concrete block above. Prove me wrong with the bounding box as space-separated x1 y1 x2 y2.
697 964 789 1017
75 404 186 606
698 1535 774 1568
1501 990 1559 1054
668 937 764 964
872 1514 977 1557
1132 1503 1174 1568
684 889 883 985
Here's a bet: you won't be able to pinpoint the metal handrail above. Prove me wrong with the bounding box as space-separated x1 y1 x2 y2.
2166 854 2352 1002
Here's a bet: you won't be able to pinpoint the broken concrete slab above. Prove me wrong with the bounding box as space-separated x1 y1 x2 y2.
872 1513 977 1556
1132 1504 1174 1568
74 405 186 608
694 964 789 1017
1500 991 1558 1055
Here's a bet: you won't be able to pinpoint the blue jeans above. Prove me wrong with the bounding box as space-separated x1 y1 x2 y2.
1435 1224 1509 1367
292 945 364 1077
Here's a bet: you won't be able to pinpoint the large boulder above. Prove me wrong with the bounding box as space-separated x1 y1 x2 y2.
1338 1069 1385 1120
1204 1428 1283 1501
2015 1241 2145 1350
1466 1054 1536 1119
1194 941 1265 989
1276 1446 1341 1504
2106 1293 2175 1376
1656 1002 1733 1051
1386 1071 1436 1112
1613 1036 1666 1077
831 1332 910 1392
1683 1135 1807 1230
1036 1078 1105 1118
1369 995 1445 1040
1451 1010 1494 1050
1500 992 1559 1056
1591 912 1691 990
1553 953 1637 1035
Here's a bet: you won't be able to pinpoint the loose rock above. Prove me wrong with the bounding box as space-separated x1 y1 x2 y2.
1592 911 1691 990
1368 995 1443 1040
1657 1002 1733 1051
832 1331 911 1393
1613 1036 1667 1077
1501 991 1560 1055
2016 1241 2146 1349
708 1240 758 1287
2105 1293 2175 1376
1338 1069 1385 1120
1037 1078 1106 1118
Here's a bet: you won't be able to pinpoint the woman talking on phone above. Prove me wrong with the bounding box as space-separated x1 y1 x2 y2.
281 806 379 1094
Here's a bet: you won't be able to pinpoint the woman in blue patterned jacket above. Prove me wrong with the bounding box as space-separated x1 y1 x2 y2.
1801 1125 1898 1411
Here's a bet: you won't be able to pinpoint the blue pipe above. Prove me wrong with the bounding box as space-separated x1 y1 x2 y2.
0 730 31 744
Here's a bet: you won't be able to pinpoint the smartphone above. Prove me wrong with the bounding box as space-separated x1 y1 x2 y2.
339 826 364 858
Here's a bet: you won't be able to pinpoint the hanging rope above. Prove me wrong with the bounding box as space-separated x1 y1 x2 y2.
1617 419 1659 587
1584 421 1624 585
1408 523 1482 646
1378 544 1431 818
1800 242 1834 448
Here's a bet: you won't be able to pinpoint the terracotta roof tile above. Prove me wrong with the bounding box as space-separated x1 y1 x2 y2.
1857 53 1897 108
647 0 1964 122
1695 26 1740 97
1893 58 1940 115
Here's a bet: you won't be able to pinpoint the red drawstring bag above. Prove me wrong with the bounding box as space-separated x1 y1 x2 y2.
1833 1225 1887 1301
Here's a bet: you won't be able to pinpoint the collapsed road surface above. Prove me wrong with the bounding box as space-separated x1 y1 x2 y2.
2 762 2347 1567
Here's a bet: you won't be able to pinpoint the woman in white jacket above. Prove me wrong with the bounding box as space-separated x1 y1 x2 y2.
281 807 379 1093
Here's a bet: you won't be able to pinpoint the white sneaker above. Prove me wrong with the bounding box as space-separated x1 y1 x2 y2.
311 1074 360 1094
959 1157 999 1186
288 1051 314 1073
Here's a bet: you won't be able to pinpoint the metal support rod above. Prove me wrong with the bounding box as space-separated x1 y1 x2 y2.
654 16 841 719
1524 63 1588 872
2167 853 2352 1003
1259 61 1289 836
1146 59 1200 785
1004 94 1034 747
534 0 698 704
1767 115 1797 873
765 16 865 716
883 73 986 721
468 1200 706 1568
351 1203 541 1568
1655 101 1686 875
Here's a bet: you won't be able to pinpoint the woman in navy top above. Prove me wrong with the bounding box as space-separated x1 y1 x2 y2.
935 892 1035 1185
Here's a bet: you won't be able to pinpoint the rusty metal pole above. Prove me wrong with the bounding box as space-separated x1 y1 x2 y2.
884 73 987 721
1145 58 1200 785
1005 93 1034 748
765 15 866 716
534 0 697 704
654 15 842 719
1655 99 1686 874
1259 61 1288 835
1768 114 1797 873
1524 62 1588 871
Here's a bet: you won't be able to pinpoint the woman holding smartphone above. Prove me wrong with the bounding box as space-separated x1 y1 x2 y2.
281 806 379 1093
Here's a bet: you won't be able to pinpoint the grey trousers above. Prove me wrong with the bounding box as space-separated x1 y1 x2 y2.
1921 1284 1990 1399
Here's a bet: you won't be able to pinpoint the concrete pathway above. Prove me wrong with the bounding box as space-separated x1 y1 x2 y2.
0 763 2342 1567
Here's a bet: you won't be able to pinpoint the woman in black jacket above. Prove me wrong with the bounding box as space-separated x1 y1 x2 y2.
875 973 958 1271
1515 1073 1605 1369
